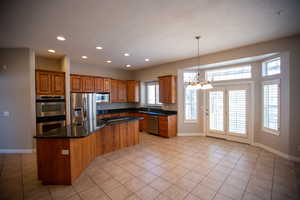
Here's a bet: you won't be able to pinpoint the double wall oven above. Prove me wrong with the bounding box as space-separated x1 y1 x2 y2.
36 96 66 135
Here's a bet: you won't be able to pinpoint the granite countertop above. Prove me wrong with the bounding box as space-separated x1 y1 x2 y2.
34 116 143 139
96 107 177 116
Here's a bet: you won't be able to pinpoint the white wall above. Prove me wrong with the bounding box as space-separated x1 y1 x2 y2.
0 48 35 152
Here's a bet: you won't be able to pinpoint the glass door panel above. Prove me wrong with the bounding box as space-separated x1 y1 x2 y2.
228 90 247 136
208 90 225 134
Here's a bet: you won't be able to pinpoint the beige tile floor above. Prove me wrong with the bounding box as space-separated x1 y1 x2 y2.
0 132 299 200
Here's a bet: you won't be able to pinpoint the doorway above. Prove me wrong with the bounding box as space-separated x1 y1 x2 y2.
205 83 252 144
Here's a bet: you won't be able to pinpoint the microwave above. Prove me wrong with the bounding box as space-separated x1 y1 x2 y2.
95 93 110 104
36 96 65 117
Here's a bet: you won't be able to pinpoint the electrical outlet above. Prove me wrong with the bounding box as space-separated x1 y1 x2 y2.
61 149 69 155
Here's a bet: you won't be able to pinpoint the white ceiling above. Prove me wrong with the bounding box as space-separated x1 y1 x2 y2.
1 0 300 70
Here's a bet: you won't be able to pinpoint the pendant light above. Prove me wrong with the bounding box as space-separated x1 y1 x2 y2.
186 36 213 90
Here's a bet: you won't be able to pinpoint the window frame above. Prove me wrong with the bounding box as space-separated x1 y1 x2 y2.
184 85 198 122
261 79 281 135
262 57 281 77
145 81 161 106
205 65 252 82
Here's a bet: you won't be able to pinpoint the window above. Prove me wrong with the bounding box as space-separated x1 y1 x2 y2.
262 57 280 76
184 71 197 83
206 65 251 81
263 80 280 134
146 81 160 105
185 87 197 121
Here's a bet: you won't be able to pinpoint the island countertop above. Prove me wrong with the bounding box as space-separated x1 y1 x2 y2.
34 116 143 139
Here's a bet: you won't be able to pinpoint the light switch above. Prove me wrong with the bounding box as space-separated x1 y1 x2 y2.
61 149 69 155
3 111 9 117
0 111 9 117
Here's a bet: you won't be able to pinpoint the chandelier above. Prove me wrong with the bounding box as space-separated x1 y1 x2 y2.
186 36 213 90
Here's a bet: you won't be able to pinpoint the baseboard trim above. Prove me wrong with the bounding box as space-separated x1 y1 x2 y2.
253 143 300 163
0 149 34 154
177 133 205 136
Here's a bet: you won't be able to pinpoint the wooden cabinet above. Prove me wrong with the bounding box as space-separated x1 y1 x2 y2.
52 73 65 95
134 113 148 131
118 80 127 102
159 115 177 138
159 75 176 104
127 80 140 102
82 76 94 92
103 78 111 93
71 75 94 93
36 71 52 95
36 70 65 96
94 77 111 93
71 75 111 93
71 75 82 92
111 79 127 103
111 79 119 103
94 77 104 93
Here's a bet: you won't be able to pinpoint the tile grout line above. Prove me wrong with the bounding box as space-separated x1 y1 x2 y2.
209 148 244 200
270 157 276 200
239 149 260 200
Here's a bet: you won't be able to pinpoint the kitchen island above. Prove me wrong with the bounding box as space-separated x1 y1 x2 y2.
34 116 142 185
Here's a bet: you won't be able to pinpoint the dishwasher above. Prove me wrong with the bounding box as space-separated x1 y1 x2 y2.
147 115 159 135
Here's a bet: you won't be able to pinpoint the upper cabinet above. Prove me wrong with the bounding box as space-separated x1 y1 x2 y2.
111 80 128 103
82 76 94 92
94 77 104 93
127 80 140 103
70 74 139 104
94 77 111 93
118 80 127 102
103 78 111 93
36 70 65 96
71 74 111 93
111 79 119 103
159 75 176 104
71 75 82 92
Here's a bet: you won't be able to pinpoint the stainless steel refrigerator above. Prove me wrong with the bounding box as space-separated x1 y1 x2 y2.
71 93 96 125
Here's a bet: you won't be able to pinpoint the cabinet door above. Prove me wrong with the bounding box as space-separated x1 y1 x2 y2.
127 80 139 102
118 80 127 102
94 77 104 93
71 75 82 92
103 78 111 93
103 125 114 153
36 71 52 95
112 124 121 151
82 76 94 92
159 76 176 104
159 116 169 137
111 79 119 103
159 77 165 103
52 73 65 95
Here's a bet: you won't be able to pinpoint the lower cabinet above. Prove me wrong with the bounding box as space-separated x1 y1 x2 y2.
36 120 140 185
159 115 177 138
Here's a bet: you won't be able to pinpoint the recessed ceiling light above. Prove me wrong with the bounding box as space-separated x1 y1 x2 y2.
81 56 88 59
124 53 130 57
56 36 66 41
48 49 55 53
126 64 131 68
96 46 103 50
106 60 112 63
145 58 150 62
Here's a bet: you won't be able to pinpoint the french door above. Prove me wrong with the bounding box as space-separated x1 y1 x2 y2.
206 84 251 144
